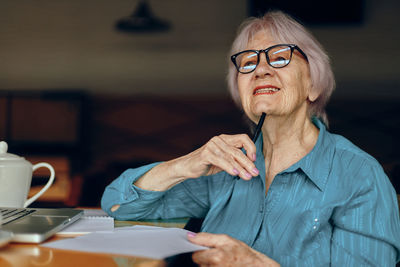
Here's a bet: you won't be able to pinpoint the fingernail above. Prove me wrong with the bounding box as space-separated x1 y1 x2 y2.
187 232 197 238
252 153 256 161
233 168 239 175
252 168 259 175
245 172 252 179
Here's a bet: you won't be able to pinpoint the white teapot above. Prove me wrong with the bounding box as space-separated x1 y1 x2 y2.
0 141 55 208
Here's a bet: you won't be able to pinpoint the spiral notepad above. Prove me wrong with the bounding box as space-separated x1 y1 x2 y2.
58 209 114 235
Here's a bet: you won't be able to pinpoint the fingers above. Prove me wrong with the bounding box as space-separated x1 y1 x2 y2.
188 233 245 266
188 232 278 267
219 134 257 162
183 133 259 180
205 134 258 180
187 232 232 247
188 232 231 266
192 248 224 266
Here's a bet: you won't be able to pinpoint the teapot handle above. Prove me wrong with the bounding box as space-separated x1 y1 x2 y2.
24 163 55 208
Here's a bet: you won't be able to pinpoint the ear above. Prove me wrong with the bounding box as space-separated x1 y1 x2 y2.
308 87 319 102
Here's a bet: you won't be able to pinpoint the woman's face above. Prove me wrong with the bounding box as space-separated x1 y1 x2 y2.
237 30 317 123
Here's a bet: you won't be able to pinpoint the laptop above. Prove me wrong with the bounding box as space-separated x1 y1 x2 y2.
0 207 83 243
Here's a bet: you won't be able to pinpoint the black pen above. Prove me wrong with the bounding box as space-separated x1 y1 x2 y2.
236 112 266 180
252 112 266 143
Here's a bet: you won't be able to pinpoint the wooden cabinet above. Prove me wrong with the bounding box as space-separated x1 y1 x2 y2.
27 156 72 204
0 90 88 207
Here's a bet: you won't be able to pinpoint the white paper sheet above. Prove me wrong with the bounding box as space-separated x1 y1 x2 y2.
42 226 208 259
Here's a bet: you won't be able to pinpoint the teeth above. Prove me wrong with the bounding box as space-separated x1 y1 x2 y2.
255 88 280 94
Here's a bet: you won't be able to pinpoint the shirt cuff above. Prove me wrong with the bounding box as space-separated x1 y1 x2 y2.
121 162 165 203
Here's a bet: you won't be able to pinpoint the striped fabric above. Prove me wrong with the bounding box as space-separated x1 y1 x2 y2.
102 119 400 266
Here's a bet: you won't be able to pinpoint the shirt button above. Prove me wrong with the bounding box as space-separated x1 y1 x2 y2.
314 218 318 222
313 226 317 230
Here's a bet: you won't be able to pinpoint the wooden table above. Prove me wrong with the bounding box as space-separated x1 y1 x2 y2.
0 218 188 267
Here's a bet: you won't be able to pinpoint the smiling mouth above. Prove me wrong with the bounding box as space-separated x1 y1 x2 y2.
253 87 280 95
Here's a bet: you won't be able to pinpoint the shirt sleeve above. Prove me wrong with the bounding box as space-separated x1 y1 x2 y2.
331 160 400 266
100 162 211 221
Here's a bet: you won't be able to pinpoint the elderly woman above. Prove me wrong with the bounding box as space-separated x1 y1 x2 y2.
102 11 400 266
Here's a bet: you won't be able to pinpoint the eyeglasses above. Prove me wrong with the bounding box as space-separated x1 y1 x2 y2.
231 44 308 74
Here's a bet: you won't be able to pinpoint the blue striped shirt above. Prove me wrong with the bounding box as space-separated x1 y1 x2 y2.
102 119 400 266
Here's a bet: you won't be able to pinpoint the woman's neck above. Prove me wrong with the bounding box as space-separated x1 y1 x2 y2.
262 114 317 150
261 112 319 182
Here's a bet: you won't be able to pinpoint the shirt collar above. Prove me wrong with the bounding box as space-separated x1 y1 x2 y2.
254 118 334 191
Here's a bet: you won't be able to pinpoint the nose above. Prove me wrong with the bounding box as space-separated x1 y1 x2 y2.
254 52 273 78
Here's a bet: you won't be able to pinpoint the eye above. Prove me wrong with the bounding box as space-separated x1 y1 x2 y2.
268 45 291 67
242 59 257 67
270 57 289 67
239 52 258 71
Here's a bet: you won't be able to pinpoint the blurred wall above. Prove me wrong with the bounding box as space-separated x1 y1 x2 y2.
0 0 399 98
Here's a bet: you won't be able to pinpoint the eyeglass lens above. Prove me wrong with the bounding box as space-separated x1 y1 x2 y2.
235 45 292 73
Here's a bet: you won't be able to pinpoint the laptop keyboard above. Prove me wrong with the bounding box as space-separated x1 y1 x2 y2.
0 208 36 225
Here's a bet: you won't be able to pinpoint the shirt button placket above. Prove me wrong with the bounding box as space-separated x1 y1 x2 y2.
313 218 319 230
259 203 264 213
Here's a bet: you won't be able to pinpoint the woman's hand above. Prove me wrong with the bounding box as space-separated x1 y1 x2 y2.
134 134 259 191
188 232 280 267
180 134 259 180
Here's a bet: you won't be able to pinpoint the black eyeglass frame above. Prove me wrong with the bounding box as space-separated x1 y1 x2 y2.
231 44 308 74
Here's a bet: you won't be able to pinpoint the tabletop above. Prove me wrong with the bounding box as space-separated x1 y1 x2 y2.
0 217 188 267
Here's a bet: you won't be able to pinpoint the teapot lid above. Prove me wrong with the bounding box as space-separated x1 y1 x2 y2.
0 141 24 161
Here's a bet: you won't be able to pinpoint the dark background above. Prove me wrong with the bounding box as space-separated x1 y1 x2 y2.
0 0 399 207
